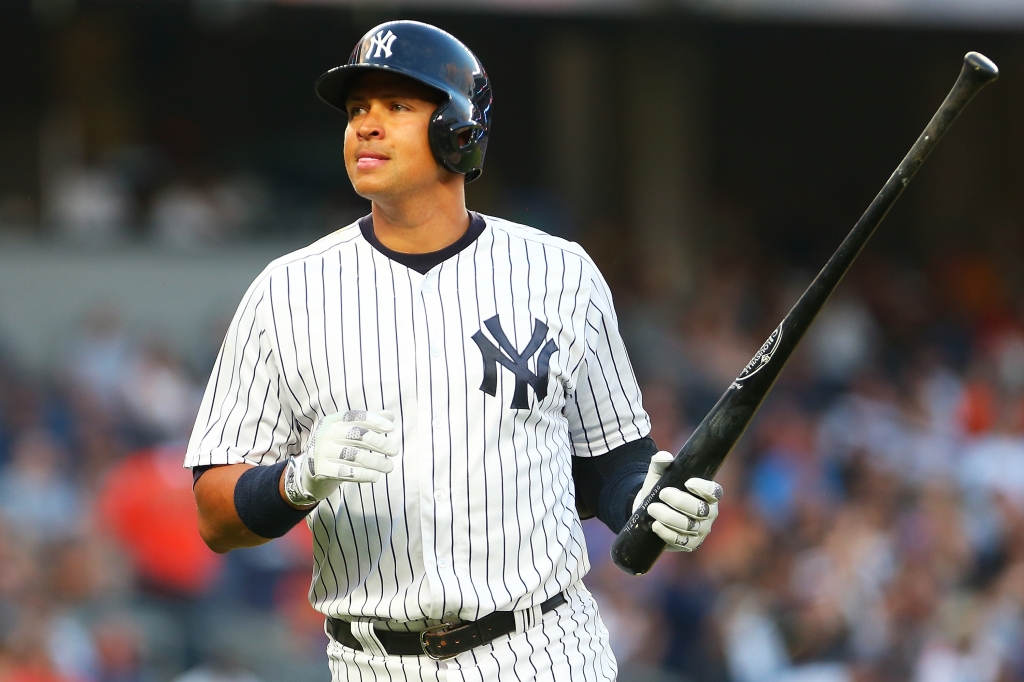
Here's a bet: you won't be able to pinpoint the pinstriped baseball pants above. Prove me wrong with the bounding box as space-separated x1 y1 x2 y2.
326 582 618 681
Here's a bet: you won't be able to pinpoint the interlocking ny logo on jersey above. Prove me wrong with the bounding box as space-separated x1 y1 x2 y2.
366 30 397 59
472 316 558 409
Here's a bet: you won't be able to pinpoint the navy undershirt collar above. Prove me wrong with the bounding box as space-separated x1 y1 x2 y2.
358 212 486 274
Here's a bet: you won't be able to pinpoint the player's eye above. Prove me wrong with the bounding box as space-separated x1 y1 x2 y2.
346 102 368 116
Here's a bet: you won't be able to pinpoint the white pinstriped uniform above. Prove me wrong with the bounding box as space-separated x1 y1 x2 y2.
185 214 650 681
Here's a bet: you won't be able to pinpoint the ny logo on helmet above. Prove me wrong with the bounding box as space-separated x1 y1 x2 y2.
366 30 397 59
472 316 558 410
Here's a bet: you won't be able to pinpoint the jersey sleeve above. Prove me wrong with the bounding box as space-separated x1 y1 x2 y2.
184 272 300 469
565 260 651 457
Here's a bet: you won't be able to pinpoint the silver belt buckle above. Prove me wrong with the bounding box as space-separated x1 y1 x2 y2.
418 623 457 661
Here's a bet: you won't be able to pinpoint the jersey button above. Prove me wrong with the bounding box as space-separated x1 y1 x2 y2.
433 488 448 501
430 346 441 358
431 417 443 429
422 281 434 292
437 558 449 568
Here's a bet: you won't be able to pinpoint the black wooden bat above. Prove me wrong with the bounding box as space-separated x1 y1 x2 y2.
611 51 999 576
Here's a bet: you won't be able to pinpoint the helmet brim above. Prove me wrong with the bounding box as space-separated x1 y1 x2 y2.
315 63 450 114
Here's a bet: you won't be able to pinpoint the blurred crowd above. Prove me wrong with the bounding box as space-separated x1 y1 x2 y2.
587 249 1024 682
6 111 361 248
0 307 326 682
2 231 1024 682
44 160 269 248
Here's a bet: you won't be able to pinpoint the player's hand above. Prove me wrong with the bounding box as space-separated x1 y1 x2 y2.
632 451 723 553
295 410 399 501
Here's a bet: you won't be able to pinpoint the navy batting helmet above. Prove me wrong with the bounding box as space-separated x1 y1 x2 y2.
316 21 492 183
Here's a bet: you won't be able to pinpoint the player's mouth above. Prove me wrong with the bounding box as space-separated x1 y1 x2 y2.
355 150 390 171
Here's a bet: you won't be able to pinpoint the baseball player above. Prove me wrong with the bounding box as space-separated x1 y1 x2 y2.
187 21 724 681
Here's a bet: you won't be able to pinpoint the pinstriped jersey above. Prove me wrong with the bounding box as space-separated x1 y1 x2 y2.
184 214 650 623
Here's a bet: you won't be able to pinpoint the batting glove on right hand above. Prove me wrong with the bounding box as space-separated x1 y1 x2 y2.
633 451 723 552
290 410 399 504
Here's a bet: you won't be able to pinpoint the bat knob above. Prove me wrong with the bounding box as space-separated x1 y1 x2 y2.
965 52 999 82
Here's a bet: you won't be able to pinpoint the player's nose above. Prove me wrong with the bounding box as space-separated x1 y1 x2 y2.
356 103 386 139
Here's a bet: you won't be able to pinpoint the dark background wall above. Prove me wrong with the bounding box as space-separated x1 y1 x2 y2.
1 1 1021 271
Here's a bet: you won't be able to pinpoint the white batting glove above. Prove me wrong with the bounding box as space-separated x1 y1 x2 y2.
632 451 723 552
286 410 399 505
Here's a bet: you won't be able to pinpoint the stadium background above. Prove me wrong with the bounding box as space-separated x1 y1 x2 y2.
1 1 1024 680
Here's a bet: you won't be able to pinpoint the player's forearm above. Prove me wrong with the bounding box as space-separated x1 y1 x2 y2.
193 463 297 553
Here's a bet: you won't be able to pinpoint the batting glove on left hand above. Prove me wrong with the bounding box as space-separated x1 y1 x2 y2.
632 451 723 552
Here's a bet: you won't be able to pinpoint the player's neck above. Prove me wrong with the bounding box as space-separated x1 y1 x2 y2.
370 185 469 255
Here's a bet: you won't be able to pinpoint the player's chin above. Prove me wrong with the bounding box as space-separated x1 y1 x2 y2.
349 171 398 201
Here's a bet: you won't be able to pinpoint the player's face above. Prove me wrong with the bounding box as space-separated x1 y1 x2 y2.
344 72 451 201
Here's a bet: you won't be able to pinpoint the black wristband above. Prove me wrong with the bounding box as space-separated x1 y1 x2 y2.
234 461 314 539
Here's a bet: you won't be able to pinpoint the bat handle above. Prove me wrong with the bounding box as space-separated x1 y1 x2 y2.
611 435 726 575
609 482 669 575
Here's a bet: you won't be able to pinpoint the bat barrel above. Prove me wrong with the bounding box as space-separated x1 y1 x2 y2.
610 52 998 576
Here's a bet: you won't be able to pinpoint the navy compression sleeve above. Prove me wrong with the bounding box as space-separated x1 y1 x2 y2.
572 437 658 533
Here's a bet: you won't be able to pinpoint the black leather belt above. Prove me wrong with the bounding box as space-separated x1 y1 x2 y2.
327 592 567 660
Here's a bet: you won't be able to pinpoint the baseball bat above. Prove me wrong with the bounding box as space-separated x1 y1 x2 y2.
611 51 999 575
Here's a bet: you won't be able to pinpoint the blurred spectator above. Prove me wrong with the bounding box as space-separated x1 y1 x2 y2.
643 381 689 452
96 443 223 598
47 165 133 244
150 174 266 248
805 294 879 386
63 305 133 415
45 541 107 682
586 558 669 668
748 400 836 529
959 401 1024 508
119 343 201 442
0 430 81 543
150 182 222 247
2 623 81 682
91 617 156 682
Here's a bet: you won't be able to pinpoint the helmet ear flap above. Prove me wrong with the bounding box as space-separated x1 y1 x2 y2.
428 99 486 181
450 122 483 152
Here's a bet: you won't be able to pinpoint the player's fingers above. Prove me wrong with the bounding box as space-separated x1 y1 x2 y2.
649 451 675 477
638 451 676 502
361 430 399 456
357 409 396 433
648 502 700 536
329 428 399 458
316 459 381 483
658 486 716 520
327 448 395 474
332 429 399 457
652 520 693 552
684 478 724 504
326 410 396 435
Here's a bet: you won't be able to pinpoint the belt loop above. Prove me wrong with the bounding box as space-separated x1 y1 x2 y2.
350 620 387 657
513 604 544 633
